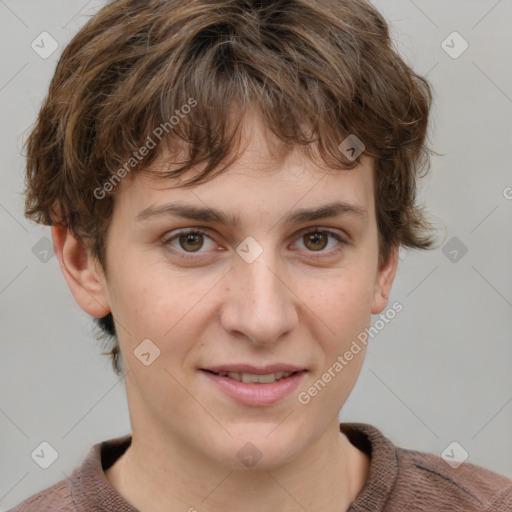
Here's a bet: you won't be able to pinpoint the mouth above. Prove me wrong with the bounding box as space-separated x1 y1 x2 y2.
199 365 307 406
202 369 299 384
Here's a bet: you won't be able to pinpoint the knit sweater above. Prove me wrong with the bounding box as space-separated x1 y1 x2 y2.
9 423 512 512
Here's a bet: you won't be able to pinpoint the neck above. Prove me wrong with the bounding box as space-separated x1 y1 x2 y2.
105 422 370 512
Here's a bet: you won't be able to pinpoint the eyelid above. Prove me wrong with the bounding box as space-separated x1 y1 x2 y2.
294 225 350 243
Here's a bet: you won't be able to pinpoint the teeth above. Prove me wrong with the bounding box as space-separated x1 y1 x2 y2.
257 373 278 384
217 371 294 383
241 373 260 383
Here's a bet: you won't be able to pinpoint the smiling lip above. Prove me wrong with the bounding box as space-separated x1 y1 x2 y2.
204 364 305 375
200 364 307 406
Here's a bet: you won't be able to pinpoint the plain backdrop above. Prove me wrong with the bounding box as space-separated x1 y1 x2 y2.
1 0 511 509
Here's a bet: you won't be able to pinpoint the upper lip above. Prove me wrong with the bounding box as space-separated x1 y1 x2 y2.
202 364 306 375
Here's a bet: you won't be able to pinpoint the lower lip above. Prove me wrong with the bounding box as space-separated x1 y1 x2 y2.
201 370 307 406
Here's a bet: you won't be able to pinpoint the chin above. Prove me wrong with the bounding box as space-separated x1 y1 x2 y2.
206 424 308 471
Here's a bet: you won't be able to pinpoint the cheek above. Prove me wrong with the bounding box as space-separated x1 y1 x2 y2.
108 259 218 348
302 273 373 408
307 267 375 342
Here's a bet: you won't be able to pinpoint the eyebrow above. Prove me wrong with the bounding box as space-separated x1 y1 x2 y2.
135 200 368 226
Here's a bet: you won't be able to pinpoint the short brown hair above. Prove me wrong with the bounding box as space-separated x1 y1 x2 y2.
24 0 437 376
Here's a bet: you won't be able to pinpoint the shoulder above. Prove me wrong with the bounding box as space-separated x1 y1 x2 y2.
7 434 132 512
7 477 75 512
392 446 512 511
342 422 512 512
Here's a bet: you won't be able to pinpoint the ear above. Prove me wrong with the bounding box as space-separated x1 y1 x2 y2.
371 245 399 314
51 225 111 318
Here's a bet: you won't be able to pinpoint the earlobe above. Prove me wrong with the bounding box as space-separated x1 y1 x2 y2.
371 245 399 314
51 225 111 318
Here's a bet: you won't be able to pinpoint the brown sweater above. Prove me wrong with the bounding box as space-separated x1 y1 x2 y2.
9 423 512 512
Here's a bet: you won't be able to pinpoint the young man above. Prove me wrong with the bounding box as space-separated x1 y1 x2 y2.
12 0 512 510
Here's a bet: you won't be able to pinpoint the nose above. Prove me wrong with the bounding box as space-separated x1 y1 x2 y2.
219 251 298 346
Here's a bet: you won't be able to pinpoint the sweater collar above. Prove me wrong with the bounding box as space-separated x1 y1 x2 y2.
69 422 399 511
341 423 399 511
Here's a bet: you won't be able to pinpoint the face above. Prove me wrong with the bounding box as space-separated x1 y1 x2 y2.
61 111 397 470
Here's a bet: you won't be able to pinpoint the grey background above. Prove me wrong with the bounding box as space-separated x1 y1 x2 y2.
1 0 511 508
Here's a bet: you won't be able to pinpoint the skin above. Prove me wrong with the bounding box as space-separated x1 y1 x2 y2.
53 110 398 512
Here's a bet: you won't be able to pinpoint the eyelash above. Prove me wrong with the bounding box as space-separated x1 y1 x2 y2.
160 227 349 260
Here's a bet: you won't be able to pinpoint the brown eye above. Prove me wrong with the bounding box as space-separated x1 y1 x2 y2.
294 229 346 255
178 233 204 252
303 231 329 251
164 228 217 256
161 228 218 259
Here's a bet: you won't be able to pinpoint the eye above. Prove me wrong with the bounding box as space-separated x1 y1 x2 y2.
163 228 218 255
293 229 346 254
161 226 348 260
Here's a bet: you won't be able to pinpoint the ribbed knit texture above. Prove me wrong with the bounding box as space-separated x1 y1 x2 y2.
9 423 512 511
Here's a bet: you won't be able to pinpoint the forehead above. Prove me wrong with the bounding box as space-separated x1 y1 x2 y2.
113 112 375 224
